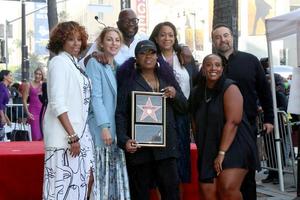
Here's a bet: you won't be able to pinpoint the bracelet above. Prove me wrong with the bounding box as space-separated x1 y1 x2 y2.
218 150 226 156
67 133 78 139
68 136 79 144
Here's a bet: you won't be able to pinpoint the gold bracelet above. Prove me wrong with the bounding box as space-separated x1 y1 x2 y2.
67 133 77 139
218 150 226 156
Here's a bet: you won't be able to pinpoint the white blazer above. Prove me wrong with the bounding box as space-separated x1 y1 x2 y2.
43 52 87 148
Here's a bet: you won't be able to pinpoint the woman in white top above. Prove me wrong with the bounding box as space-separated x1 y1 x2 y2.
43 21 95 200
149 21 198 198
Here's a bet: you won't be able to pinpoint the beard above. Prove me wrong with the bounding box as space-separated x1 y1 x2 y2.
120 26 138 40
217 43 232 53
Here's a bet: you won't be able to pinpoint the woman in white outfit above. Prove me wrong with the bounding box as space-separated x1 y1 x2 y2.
43 21 95 200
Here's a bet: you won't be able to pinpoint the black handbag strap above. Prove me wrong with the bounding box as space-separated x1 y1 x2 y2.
11 125 29 141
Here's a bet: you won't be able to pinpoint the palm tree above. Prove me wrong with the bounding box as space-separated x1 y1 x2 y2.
58 11 69 22
47 0 58 59
47 0 58 32
213 0 238 50
27 30 34 53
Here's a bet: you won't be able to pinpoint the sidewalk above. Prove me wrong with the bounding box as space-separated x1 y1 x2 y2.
256 169 297 200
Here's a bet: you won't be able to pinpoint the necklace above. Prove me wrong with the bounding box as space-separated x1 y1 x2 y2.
142 73 159 92
65 52 91 138
204 87 212 103
66 53 92 96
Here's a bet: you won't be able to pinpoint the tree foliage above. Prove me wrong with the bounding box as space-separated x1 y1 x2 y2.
213 0 238 51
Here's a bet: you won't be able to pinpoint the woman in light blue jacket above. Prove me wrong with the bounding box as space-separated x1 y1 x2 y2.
86 27 130 200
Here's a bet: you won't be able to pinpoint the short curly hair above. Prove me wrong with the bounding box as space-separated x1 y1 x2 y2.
47 21 88 55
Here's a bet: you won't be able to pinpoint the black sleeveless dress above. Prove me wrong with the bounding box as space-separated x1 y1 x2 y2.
191 78 258 182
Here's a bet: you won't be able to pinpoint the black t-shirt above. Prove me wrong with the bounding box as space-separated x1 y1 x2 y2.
220 51 274 125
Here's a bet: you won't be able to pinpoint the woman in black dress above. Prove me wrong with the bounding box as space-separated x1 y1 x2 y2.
190 54 257 200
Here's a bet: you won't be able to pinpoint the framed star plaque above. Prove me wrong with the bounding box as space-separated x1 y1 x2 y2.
131 91 166 147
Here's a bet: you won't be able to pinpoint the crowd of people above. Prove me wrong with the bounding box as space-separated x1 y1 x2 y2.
4 7 299 200
0 69 45 142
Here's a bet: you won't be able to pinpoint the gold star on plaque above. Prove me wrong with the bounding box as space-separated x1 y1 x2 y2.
137 97 161 122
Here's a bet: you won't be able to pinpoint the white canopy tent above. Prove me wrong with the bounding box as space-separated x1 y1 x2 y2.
265 9 300 192
266 9 300 43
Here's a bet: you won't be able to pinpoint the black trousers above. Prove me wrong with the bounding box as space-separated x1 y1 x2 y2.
241 122 258 200
127 158 180 200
